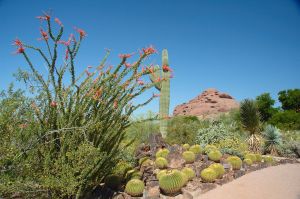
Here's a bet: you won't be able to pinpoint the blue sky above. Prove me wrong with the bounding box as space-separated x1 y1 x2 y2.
1 0 300 115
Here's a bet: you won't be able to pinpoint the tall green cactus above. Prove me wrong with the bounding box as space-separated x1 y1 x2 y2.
149 49 171 138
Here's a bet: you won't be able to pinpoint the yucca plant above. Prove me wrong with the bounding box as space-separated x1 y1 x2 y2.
240 99 261 153
263 125 282 156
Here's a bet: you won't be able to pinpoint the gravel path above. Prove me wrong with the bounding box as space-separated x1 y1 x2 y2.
198 164 300 199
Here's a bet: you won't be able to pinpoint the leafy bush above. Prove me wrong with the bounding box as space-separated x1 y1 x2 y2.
196 120 241 146
269 110 300 130
214 138 248 155
166 116 201 145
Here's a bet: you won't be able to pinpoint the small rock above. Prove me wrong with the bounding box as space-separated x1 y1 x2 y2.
145 186 160 199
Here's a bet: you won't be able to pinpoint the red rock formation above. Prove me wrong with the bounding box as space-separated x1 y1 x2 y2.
173 88 239 119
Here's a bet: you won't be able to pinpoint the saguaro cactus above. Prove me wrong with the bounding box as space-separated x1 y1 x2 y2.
149 49 171 138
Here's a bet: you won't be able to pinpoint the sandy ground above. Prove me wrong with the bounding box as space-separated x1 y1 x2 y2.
197 164 300 199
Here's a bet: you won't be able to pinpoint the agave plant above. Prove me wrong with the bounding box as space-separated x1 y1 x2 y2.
263 125 282 155
240 99 261 153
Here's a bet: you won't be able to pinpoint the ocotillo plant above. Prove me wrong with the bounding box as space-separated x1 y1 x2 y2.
10 12 163 198
149 49 172 138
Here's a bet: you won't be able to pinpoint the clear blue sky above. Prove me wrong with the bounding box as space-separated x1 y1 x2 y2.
1 0 300 115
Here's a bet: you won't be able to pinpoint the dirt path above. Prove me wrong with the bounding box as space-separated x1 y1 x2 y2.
197 164 300 199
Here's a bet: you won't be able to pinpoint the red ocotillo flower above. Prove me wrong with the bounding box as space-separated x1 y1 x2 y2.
143 45 157 55
162 65 172 72
119 53 133 59
55 17 63 26
74 27 86 38
50 101 57 107
13 38 23 46
65 49 69 60
38 28 48 41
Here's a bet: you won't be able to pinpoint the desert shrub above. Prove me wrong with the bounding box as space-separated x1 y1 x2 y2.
196 120 242 146
220 148 244 159
215 138 248 155
269 110 300 130
200 168 217 183
166 116 201 145
0 13 161 198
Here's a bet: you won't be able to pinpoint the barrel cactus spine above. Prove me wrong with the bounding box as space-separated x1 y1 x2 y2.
255 154 262 162
226 156 242 170
155 157 168 169
156 148 170 158
208 150 222 162
182 151 196 163
243 158 253 166
244 153 257 163
209 163 225 178
204 145 218 154
158 170 184 195
181 167 196 181
189 144 202 154
125 179 145 197
149 49 171 138
200 168 217 183
182 143 190 150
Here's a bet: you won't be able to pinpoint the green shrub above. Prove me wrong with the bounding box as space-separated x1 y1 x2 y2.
196 120 241 146
208 150 222 162
200 168 217 183
215 138 248 154
181 167 195 181
220 148 244 159
113 161 133 177
243 158 253 166
166 116 201 145
204 145 218 154
269 110 300 130
226 156 242 170
182 143 190 150
189 144 202 154
125 179 144 197
182 151 196 164
208 163 225 178
155 157 168 169
263 125 283 155
159 170 184 194
156 148 170 158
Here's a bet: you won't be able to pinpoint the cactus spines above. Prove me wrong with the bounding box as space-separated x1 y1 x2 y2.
209 163 225 178
125 179 145 197
182 151 196 164
204 145 218 154
255 154 262 162
149 49 171 138
243 158 253 166
181 167 195 181
156 148 170 158
200 168 217 183
180 171 189 186
226 156 242 170
125 169 142 181
155 157 168 169
182 143 190 150
263 155 274 164
208 150 222 162
156 169 167 180
189 144 202 154
244 153 257 162
158 170 184 195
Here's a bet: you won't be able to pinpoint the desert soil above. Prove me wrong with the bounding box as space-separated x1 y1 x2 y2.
197 163 300 199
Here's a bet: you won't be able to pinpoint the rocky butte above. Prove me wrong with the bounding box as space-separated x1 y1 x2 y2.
173 88 239 119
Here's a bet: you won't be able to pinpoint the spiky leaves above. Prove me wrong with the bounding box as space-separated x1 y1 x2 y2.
263 125 282 155
240 99 261 152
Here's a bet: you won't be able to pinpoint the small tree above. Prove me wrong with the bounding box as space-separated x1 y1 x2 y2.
240 99 261 153
278 89 300 112
255 93 276 122
8 12 163 198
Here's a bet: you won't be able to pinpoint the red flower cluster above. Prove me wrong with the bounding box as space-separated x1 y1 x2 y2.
75 27 86 38
50 101 57 107
162 65 172 72
143 45 157 55
55 17 63 26
13 38 25 54
119 53 133 59
38 28 48 41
